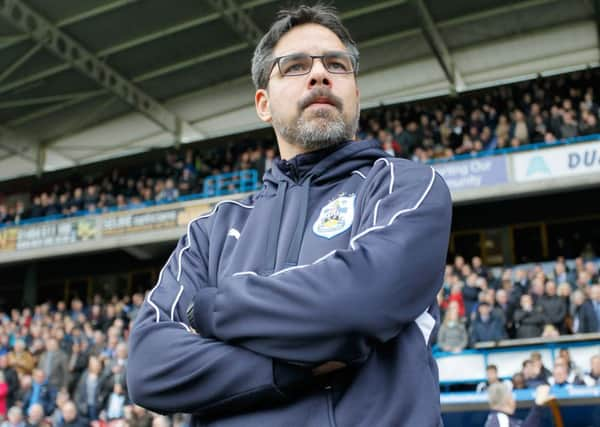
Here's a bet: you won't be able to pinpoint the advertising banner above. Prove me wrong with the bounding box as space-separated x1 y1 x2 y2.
513 140 600 182
102 208 181 236
15 217 97 251
433 155 508 191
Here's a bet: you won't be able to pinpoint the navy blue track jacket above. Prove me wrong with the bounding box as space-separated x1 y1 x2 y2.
127 140 452 426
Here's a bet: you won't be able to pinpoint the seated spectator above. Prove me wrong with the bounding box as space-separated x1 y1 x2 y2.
552 355 585 386
75 357 110 422
22 369 56 416
583 354 600 386
0 371 7 420
57 401 86 427
37 337 69 392
8 340 35 377
522 360 547 388
437 303 468 353
591 285 600 329
470 302 506 344
484 383 553 427
548 363 584 388
476 364 512 393
530 352 551 383
104 383 128 421
513 294 546 338
538 280 566 331
441 283 466 318
1 406 26 427
26 403 51 427
155 178 179 203
511 372 526 390
0 355 18 409
49 390 69 427
571 290 598 333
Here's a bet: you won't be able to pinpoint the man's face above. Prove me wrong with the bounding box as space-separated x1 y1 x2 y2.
553 365 567 383
256 23 359 151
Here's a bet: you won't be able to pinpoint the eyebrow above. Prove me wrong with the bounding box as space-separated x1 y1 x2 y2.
274 49 350 58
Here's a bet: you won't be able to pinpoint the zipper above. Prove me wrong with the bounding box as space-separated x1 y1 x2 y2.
326 387 338 427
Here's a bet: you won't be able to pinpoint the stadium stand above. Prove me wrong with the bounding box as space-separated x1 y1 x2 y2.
2 68 599 227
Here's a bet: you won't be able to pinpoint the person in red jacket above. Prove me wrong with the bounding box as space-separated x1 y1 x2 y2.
0 371 8 419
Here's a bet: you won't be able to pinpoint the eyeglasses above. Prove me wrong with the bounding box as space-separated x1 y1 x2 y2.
271 51 359 78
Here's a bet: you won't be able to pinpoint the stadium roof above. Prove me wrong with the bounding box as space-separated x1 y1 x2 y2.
0 0 598 182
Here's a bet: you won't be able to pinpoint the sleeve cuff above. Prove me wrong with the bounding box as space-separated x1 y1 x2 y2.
192 287 218 338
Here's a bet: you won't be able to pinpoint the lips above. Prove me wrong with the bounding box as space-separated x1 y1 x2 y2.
309 97 335 106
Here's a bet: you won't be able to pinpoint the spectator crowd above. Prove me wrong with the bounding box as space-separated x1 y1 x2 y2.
2 68 600 227
437 255 600 393
0 294 189 426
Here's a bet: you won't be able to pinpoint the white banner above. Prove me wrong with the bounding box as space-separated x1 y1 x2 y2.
513 140 600 182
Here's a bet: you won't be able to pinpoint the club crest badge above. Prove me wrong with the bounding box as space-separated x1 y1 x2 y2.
313 193 355 239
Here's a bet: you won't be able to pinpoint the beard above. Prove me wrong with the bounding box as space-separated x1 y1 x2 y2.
272 92 359 151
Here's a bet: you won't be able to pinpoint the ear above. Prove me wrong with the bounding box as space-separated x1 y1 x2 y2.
255 89 272 123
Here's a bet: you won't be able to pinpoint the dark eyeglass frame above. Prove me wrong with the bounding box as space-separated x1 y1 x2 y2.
269 51 359 79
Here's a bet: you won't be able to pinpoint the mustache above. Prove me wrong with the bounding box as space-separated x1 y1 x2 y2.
298 89 343 111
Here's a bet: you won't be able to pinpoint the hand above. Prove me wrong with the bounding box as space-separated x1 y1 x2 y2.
312 361 347 376
534 384 555 406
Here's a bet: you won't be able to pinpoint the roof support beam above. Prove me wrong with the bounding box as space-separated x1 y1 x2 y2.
410 0 464 92
0 0 138 52
0 0 201 143
205 0 263 45
0 90 105 109
98 0 277 59
0 0 562 97
6 91 106 128
0 43 42 84
0 125 38 166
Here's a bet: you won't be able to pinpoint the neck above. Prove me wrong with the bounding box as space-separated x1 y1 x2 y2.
278 140 309 160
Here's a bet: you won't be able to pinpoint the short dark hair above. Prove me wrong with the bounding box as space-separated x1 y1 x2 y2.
251 4 359 90
486 364 497 372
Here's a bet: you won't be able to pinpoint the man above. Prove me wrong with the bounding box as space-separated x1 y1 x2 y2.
470 301 506 344
25 403 50 427
513 294 546 338
583 354 600 386
7 340 34 377
1 406 26 427
22 370 56 417
128 5 452 427
484 383 553 427
37 338 69 392
56 401 86 427
476 364 512 393
590 284 600 330
127 6 451 426
548 361 584 387
572 289 598 333
538 280 566 331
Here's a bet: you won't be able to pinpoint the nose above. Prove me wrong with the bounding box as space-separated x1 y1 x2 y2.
308 58 332 89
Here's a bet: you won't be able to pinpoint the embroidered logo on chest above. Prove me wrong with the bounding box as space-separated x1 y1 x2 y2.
313 194 355 239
